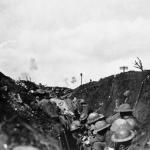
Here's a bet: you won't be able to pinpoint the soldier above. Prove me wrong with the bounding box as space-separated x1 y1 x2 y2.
70 120 83 150
87 112 105 131
114 103 138 131
90 120 111 150
87 112 105 125
81 112 104 149
115 103 133 119
111 128 135 150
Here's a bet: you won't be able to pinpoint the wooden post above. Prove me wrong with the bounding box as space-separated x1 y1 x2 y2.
120 66 128 73
80 73 83 85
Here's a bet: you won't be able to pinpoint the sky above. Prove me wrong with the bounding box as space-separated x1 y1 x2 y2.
0 0 150 88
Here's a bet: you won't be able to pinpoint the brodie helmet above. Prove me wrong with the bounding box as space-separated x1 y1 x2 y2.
87 112 105 124
70 120 81 132
115 103 133 113
111 129 135 143
110 118 132 132
93 120 110 135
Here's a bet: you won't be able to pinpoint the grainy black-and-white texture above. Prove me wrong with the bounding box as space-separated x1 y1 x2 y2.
0 0 150 88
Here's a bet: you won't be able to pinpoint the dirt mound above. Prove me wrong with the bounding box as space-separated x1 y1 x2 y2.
72 71 149 112
0 72 72 150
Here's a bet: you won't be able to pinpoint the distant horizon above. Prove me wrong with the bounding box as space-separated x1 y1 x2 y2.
1 68 148 89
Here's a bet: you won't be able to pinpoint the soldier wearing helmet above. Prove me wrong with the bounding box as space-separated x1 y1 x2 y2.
70 120 85 150
114 103 138 131
70 120 82 139
111 128 135 150
90 120 111 150
85 112 105 140
78 112 105 150
87 112 105 125
115 103 133 118
70 120 81 130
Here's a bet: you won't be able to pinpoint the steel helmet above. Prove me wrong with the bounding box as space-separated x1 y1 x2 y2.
72 120 81 126
87 112 104 124
115 103 133 113
110 118 132 132
70 124 79 132
93 120 110 135
111 129 135 142
70 120 81 132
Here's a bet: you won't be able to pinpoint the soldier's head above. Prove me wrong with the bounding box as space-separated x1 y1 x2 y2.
93 120 110 135
115 103 133 118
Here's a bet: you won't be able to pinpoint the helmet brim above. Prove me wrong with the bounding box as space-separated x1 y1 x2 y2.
111 130 135 143
87 115 105 124
115 109 133 113
93 124 110 135
70 127 81 132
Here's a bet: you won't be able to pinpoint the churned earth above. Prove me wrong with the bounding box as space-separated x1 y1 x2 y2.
0 70 150 149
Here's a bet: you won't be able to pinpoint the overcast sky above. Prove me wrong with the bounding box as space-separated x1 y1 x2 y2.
0 0 150 88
